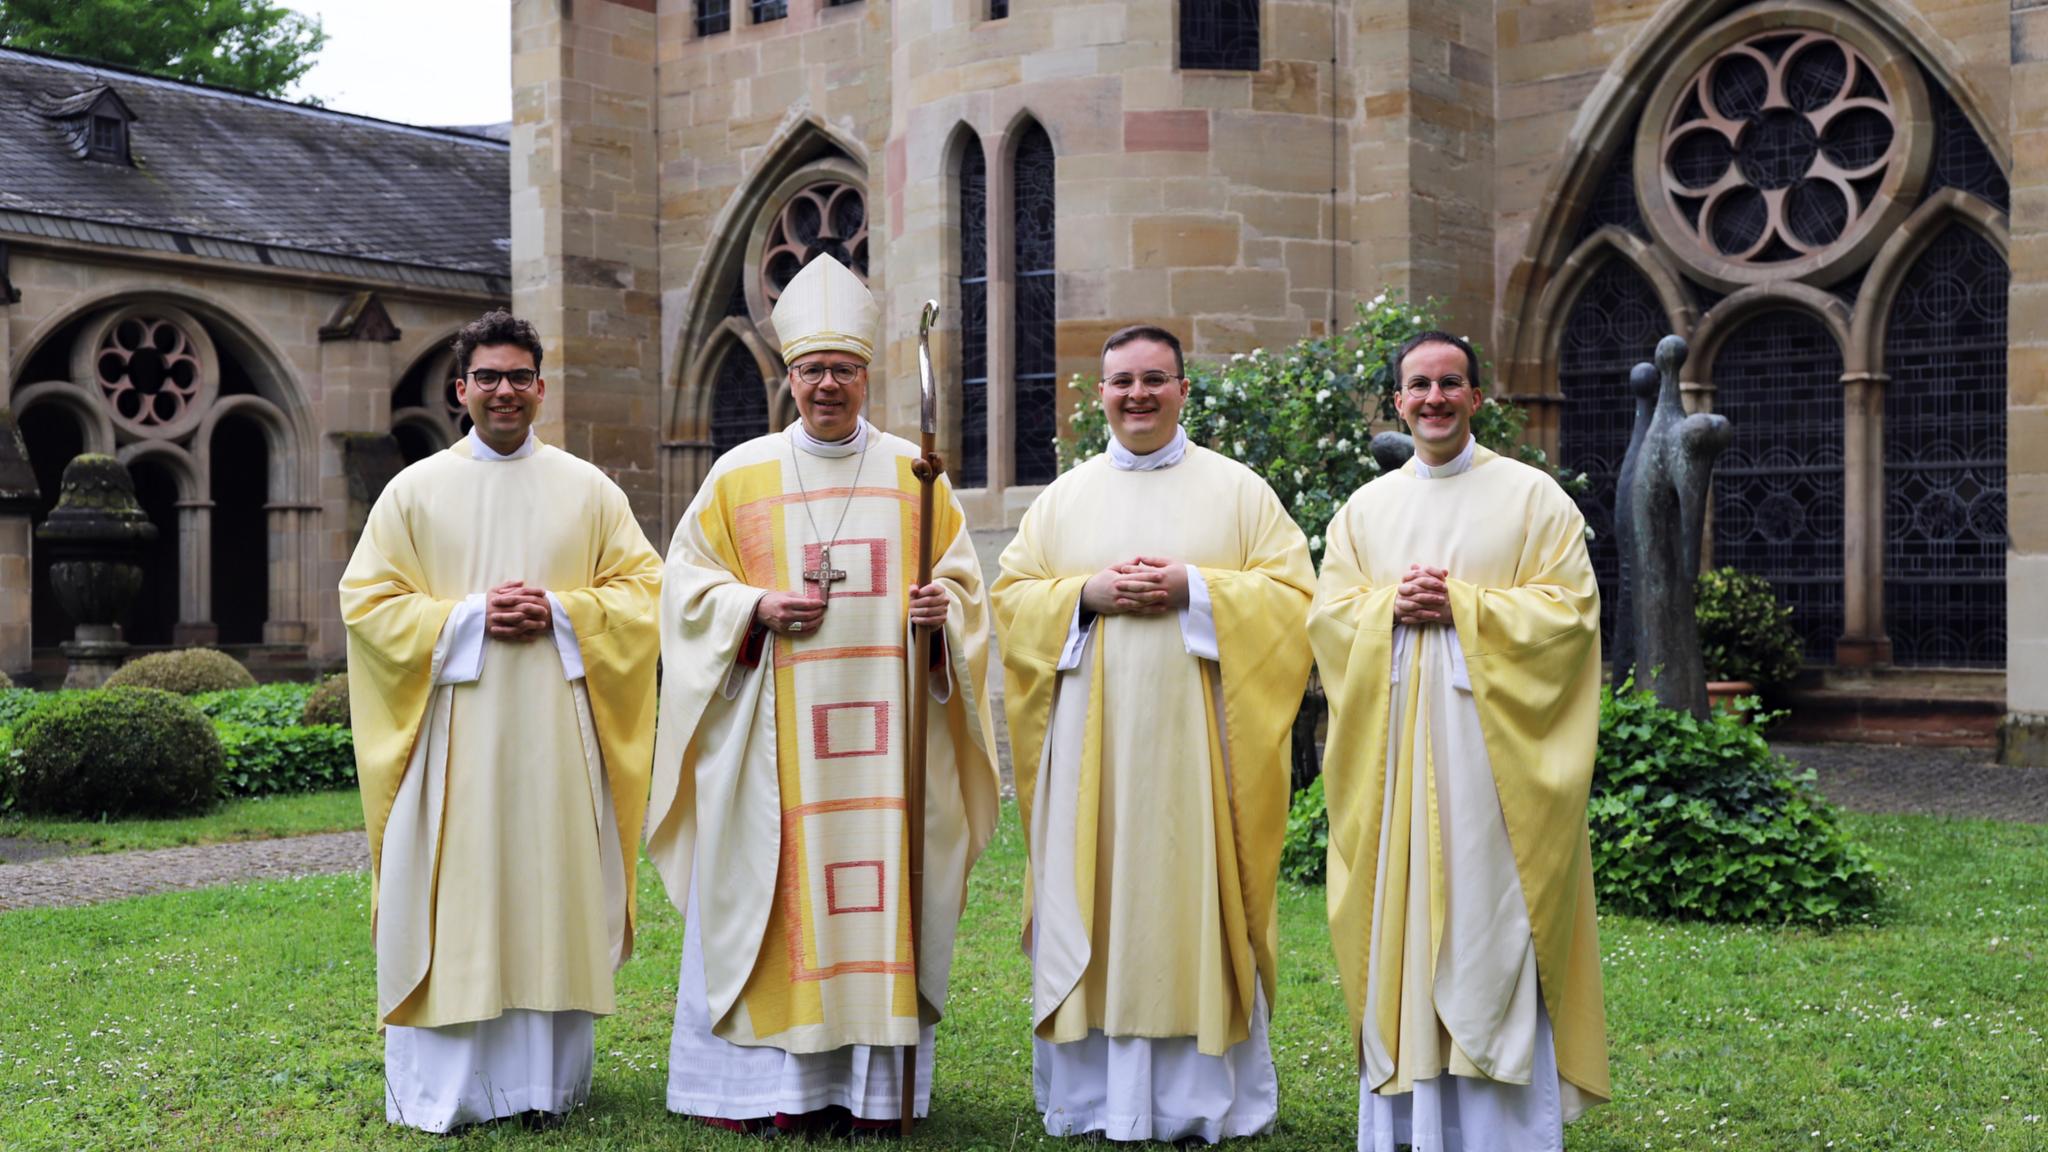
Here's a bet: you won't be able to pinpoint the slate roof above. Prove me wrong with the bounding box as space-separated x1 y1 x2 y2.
0 48 509 290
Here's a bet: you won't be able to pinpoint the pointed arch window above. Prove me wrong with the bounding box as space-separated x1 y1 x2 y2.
711 342 770 458
1012 122 1057 486
958 141 989 488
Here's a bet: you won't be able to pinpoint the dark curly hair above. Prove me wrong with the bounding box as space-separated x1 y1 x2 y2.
451 310 544 375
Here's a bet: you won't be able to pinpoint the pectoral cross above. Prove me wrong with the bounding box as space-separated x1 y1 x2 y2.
804 548 848 603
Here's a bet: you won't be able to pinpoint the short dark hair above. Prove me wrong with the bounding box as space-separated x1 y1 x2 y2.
452 310 544 376
1101 324 1185 378
1391 330 1480 389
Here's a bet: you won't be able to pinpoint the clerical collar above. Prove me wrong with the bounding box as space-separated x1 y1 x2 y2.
467 429 539 461
1411 435 1476 479
1107 427 1188 472
789 418 871 459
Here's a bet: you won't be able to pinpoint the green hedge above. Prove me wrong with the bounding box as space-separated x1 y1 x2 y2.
193 683 319 729
11 688 225 817
215 723 356 796
1278 682 1880 925
104 648 256 694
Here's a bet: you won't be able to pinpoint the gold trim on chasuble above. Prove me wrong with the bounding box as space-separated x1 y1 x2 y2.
726 455 924 1041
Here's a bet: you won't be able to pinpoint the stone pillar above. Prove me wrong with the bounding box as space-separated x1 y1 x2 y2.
1352 0 1496 336
511 0 663 543
315 296 400 663
263 504 315 645
0 408 37 679
172 499 216 645
1836 371 1891 667
2005 6 2048 766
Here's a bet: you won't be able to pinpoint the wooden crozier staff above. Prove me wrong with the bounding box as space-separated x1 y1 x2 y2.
901 299 943 1135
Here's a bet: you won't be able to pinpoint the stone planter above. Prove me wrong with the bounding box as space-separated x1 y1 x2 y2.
1706 680 1758 723
35 454 157 688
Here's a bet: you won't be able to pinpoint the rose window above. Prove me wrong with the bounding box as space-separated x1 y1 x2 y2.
96 315 203 432
1634 5 1928 291
758 180 868 309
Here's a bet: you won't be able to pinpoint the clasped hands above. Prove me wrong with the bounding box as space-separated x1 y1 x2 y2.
487 580 553 641
1394 563 1453 627
1081 556 1190 617
754 583 953 636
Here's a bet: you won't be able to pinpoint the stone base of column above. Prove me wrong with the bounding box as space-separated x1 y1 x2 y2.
1833 637 1893 668
262 620 307 645
173 621 219 646
1999 713 2048 768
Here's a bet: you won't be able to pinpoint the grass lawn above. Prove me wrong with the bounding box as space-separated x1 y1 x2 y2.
0 808 2041 1150
0 789 365 855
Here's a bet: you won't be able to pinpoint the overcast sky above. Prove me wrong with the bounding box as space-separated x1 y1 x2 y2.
284 0 511 128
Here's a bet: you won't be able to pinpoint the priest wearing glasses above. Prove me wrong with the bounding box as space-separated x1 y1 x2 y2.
646 254 1000 1132
341 310 663 1132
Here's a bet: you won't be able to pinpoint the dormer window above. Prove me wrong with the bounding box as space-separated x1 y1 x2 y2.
89 114 126 162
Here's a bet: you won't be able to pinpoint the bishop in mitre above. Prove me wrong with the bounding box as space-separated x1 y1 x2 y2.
341 310 662 1132
646 254 1000 1131
1309 332 1609 1152
993 325 1314 1141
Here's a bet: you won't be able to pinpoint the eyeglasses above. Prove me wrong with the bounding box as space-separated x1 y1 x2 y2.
1401 375 1471 399
792 362 866 386
1104 372 1182 394
465 368 539 392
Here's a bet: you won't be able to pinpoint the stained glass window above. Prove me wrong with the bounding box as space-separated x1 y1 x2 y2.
1882 225 2007 667
959 141 989 488
750 0 785 23
1710 312 1846 663
1924 73 2009 212
695 0 730 36
1013 123 1058 486
1181 0 1260 71
711 343 769 458
1557 258 1666 649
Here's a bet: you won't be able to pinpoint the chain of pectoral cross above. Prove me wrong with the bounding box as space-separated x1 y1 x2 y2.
788 429 871 604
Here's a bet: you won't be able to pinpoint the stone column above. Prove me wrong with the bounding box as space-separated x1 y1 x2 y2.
0 408 37 680
511 0 663 543
2005 7 2048 766
263 504 316 645
172 498 216 645
315 296 400 663
1836 371 1891 666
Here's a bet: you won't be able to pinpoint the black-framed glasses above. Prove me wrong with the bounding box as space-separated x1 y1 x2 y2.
792 362 866 386
1401 375 1470 399
1104 372 1182 394
466 368 539 392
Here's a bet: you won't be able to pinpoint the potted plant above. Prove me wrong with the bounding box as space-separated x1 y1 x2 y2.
1694 567 1803 718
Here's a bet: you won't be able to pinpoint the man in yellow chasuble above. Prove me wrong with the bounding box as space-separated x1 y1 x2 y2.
645 254 1000 1131
993 325 1315 1141
340 311 662 1132
1309 332 1610 1152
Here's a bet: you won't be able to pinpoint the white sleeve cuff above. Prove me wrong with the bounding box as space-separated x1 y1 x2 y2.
1056 598 1094 672
1179 565 1219 662
435 594 487 685
545 592 586 681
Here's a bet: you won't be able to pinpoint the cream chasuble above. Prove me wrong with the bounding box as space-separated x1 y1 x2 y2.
343 434 661 1032
1308 443 1610 1148
646 421 1000 1066
994 442 1314 1076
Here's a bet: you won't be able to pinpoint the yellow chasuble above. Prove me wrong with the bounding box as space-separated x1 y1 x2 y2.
645 423 1000 1054
993 445 1314 1056
1308 445 1610 1105
341 437 662 1028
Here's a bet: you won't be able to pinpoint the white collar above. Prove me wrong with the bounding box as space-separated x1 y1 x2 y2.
788 418 871 459
467 429 539 461
1411 435 1476 479
1108 427 1188 472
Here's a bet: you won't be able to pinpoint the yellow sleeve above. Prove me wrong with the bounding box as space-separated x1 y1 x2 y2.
556 483 663 959
989 497 1088 856
339 478 456 918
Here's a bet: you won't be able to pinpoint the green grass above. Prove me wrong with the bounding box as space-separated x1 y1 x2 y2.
0 788 364 855
0 810 2041 1150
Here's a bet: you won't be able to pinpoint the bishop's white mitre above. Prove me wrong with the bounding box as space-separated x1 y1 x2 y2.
769 253 879 364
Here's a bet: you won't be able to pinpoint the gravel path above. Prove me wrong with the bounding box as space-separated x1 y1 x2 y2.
1781 743 2048 824
0 831 368 912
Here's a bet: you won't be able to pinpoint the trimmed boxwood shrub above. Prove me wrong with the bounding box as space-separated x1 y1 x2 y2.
216 723 355 795
194 682 318 729
104 648 256 694
1696 567 1804 694
301 674 350 728
1589 682 1879 924
12 688 224 817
